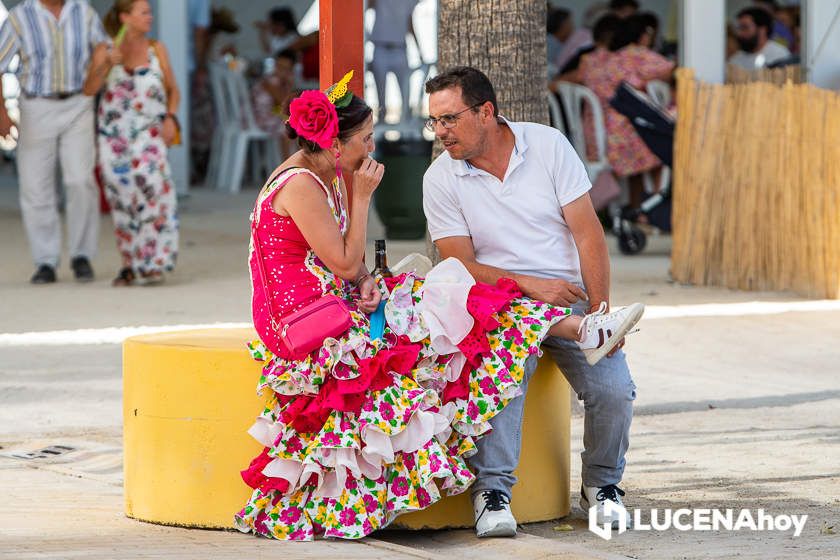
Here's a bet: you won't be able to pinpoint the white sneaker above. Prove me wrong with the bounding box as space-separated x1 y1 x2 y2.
472 490 517 538
576 302 645 365
580 484 632 530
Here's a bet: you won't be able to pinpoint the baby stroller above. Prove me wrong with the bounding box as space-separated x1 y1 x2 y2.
608 81 675 255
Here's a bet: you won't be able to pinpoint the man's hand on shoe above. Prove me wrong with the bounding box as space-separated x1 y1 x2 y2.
587 302 625 358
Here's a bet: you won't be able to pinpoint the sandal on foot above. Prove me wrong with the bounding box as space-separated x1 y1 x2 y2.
112 267 136 287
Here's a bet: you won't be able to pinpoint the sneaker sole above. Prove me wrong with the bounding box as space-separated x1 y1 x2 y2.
585 303 645 366
476 520 517 538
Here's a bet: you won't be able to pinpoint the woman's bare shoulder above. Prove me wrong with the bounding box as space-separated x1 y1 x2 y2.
270 167 329 215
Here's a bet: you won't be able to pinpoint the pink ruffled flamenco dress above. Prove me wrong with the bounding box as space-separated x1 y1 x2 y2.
236 167 573 540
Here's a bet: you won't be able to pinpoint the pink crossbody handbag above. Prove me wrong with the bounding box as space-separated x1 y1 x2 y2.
250 169 352 360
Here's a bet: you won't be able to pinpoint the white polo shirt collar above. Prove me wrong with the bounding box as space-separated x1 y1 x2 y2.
451 117 528 178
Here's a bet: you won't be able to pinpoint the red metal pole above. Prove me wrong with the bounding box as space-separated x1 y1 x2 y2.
319 0 365 204
319 0 365 95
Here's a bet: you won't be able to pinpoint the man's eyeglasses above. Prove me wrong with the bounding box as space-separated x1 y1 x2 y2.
424 103 483 131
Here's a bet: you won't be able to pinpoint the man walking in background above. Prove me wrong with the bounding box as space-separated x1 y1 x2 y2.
0 0 109 284
368 0 421 123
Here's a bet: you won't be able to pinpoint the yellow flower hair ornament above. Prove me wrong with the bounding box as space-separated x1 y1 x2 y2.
325 70 354 108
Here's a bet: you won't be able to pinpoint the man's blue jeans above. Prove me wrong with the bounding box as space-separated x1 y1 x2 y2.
468 303 637 497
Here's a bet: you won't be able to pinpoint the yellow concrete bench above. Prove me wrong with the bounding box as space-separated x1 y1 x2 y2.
123 329 570 530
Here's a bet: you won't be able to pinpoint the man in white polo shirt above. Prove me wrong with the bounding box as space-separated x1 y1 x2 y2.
423 66 635 538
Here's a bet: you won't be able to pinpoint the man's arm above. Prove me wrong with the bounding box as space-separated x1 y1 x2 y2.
435 236 587 306
0 16 20 138
82 42 115 96
424 164 586 307
87 5 110 48
562 193 610 311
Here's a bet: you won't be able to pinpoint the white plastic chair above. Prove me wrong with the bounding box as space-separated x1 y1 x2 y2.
646 79 672 109
546 90 566 136
554 81 609 181
213 66 281 193
205 62 230 189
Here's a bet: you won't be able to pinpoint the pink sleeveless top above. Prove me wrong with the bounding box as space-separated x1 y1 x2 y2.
249 167 349 358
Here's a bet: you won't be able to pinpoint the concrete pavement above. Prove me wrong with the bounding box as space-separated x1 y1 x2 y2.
0 170 838 559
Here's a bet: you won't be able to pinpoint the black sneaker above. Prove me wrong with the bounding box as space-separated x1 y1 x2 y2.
71 256 94 282
31 264 56 284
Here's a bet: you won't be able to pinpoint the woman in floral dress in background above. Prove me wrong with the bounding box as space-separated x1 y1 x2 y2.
83 0 180 286
237 74 644 541
580 13 674 209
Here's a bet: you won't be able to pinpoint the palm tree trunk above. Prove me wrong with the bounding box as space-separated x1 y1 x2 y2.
426 0 548 261
437 0 547 124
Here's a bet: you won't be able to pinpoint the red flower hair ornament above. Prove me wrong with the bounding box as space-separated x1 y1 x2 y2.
287 90 339 150
287 71 355 151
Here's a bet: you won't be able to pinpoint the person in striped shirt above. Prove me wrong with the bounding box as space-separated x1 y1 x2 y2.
0 0 109 284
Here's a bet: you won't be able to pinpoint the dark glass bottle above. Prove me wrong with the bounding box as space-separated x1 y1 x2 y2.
372 239 393 278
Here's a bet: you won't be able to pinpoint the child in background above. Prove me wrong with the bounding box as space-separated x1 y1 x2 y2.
251 49 297 159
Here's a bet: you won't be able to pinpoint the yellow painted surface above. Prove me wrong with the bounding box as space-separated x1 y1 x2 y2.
395 357 571 529
123 328 266 528
123 329 570 530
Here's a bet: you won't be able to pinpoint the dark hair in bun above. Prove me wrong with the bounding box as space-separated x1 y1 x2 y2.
284 92 372 153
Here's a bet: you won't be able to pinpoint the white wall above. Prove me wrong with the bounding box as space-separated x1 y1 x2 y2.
203 0 316 60
680 0 726 83
89 0 110 16
803 0 840 89
726 0 755 20
151 0 189 194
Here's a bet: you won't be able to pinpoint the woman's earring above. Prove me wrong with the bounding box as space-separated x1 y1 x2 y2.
335 151 342 180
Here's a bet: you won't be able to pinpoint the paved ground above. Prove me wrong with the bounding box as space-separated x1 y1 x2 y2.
1 167 838 559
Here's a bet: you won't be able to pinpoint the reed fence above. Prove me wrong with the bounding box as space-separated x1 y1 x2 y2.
672 68 840 299
725 63 802 85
